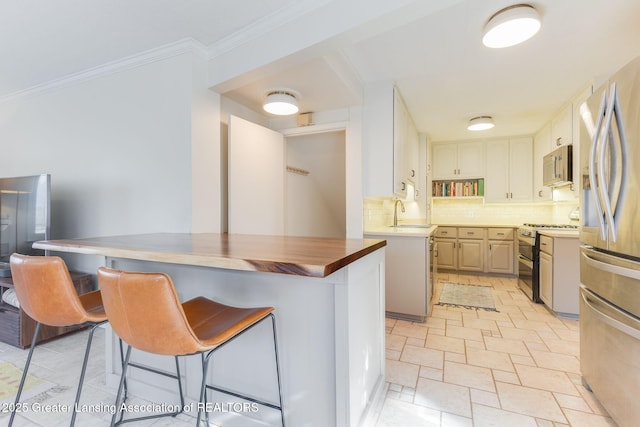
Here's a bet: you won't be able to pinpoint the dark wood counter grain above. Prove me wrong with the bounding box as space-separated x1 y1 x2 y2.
33 233 386 278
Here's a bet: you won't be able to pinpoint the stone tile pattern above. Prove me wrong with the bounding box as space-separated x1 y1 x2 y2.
376 273 618 427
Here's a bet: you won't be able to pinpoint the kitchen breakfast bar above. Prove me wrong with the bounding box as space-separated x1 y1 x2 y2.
33 233 386 427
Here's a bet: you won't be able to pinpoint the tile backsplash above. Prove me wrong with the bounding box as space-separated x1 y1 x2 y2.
430 198 579 226
364 196 580 228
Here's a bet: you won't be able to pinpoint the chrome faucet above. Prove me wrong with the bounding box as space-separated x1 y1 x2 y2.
393 198 405 226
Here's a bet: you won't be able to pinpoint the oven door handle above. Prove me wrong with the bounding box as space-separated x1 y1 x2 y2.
518 254 533 268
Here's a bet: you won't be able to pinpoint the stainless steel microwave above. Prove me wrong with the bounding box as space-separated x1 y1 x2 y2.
543 144 573 187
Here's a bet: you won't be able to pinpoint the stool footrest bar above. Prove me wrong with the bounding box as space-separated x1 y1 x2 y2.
204 384 283 412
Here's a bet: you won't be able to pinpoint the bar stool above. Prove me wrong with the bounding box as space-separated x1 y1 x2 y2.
97 267 285 427
8 254 107 427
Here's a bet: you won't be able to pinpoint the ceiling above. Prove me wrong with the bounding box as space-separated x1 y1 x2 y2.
3 0 640 142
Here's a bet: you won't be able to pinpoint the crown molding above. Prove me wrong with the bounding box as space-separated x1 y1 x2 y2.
0 38 209 105
207 0 330 58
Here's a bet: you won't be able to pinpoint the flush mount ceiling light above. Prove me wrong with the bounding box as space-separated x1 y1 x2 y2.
482 4 541 48
468 116 495 131
263 89 300 115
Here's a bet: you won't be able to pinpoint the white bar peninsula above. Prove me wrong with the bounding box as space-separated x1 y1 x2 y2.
34 233 386 427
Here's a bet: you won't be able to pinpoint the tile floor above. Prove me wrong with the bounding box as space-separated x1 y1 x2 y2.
0 273 618 426
372 272 617 427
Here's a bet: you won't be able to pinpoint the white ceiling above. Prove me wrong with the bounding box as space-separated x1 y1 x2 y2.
3 0 640 142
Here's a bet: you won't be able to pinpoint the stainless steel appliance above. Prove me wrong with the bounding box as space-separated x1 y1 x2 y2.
517 223 578 302
543 144 573 187
579 56 640 427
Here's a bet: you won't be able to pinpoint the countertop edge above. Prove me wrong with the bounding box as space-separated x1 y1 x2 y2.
34 234 387 279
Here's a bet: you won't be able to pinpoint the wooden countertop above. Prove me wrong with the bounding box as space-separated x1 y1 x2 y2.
33 233 386 278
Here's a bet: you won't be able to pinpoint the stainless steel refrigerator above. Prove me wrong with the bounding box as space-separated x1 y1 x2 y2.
579 56 640 427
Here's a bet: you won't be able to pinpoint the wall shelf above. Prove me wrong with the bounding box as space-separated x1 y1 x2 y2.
432 178 484 198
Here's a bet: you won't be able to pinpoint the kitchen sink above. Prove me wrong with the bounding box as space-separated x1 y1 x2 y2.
389 224 432 228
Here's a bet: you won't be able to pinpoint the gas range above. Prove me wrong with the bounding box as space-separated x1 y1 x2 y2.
518 223 579 237
516 222 579 303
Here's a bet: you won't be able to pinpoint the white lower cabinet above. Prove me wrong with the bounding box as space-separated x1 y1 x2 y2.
539 250 553 306
538 233 580 317
458 239 484 272
364 233 430 322
435 226 516 275
437 238 457 270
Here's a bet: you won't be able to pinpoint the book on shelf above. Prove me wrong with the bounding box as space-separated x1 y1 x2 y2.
432 178 484 197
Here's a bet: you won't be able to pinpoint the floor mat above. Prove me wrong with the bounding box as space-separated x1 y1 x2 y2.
436 282 497 311
0 361 57 405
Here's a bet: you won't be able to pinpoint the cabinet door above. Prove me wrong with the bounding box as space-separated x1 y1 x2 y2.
539 251 553 307
458 141 485 178
436 238 457 270
484 140 510 202
551 104 573 147
393 89 408 197
383 236 427 317
432 143 458 179
406 118 419 185
533 124 553 200
508 137 532 201
458 239 484 272
487 240 514 274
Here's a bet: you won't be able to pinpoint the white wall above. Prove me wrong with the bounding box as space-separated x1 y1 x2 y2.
286 130 346 238
0 50 221 271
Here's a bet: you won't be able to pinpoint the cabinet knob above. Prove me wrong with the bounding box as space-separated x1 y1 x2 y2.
410 169 416 177
401 182 406 191
556 137 562 146
538 190 543 197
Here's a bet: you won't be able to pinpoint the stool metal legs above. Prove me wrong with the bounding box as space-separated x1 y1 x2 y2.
197 313 285 426
9 321 104 427
110 345 184 426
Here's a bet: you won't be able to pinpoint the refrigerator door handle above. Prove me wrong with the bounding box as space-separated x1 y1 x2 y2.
599 82 627 242
582 250 640 281
589 91 608 240
581 288 640 340
610 82 629 242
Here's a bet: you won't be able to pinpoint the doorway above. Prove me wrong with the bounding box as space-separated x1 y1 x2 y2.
285 131 346 238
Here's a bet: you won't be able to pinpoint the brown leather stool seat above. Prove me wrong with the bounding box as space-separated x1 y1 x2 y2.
8 254 108 427
97 267 285 426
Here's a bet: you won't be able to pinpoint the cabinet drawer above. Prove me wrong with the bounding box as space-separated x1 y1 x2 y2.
488 228 514 240
458 228 484 239
435 227 457 238
539 235 553 255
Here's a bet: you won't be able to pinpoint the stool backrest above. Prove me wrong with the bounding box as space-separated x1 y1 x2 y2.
9 253 92 327
97 267 204 355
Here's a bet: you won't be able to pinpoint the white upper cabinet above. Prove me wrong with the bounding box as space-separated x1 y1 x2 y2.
533 124 552 200
363 82 419 198
484 137 532 202
551 104 573 148
432 141 484 180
